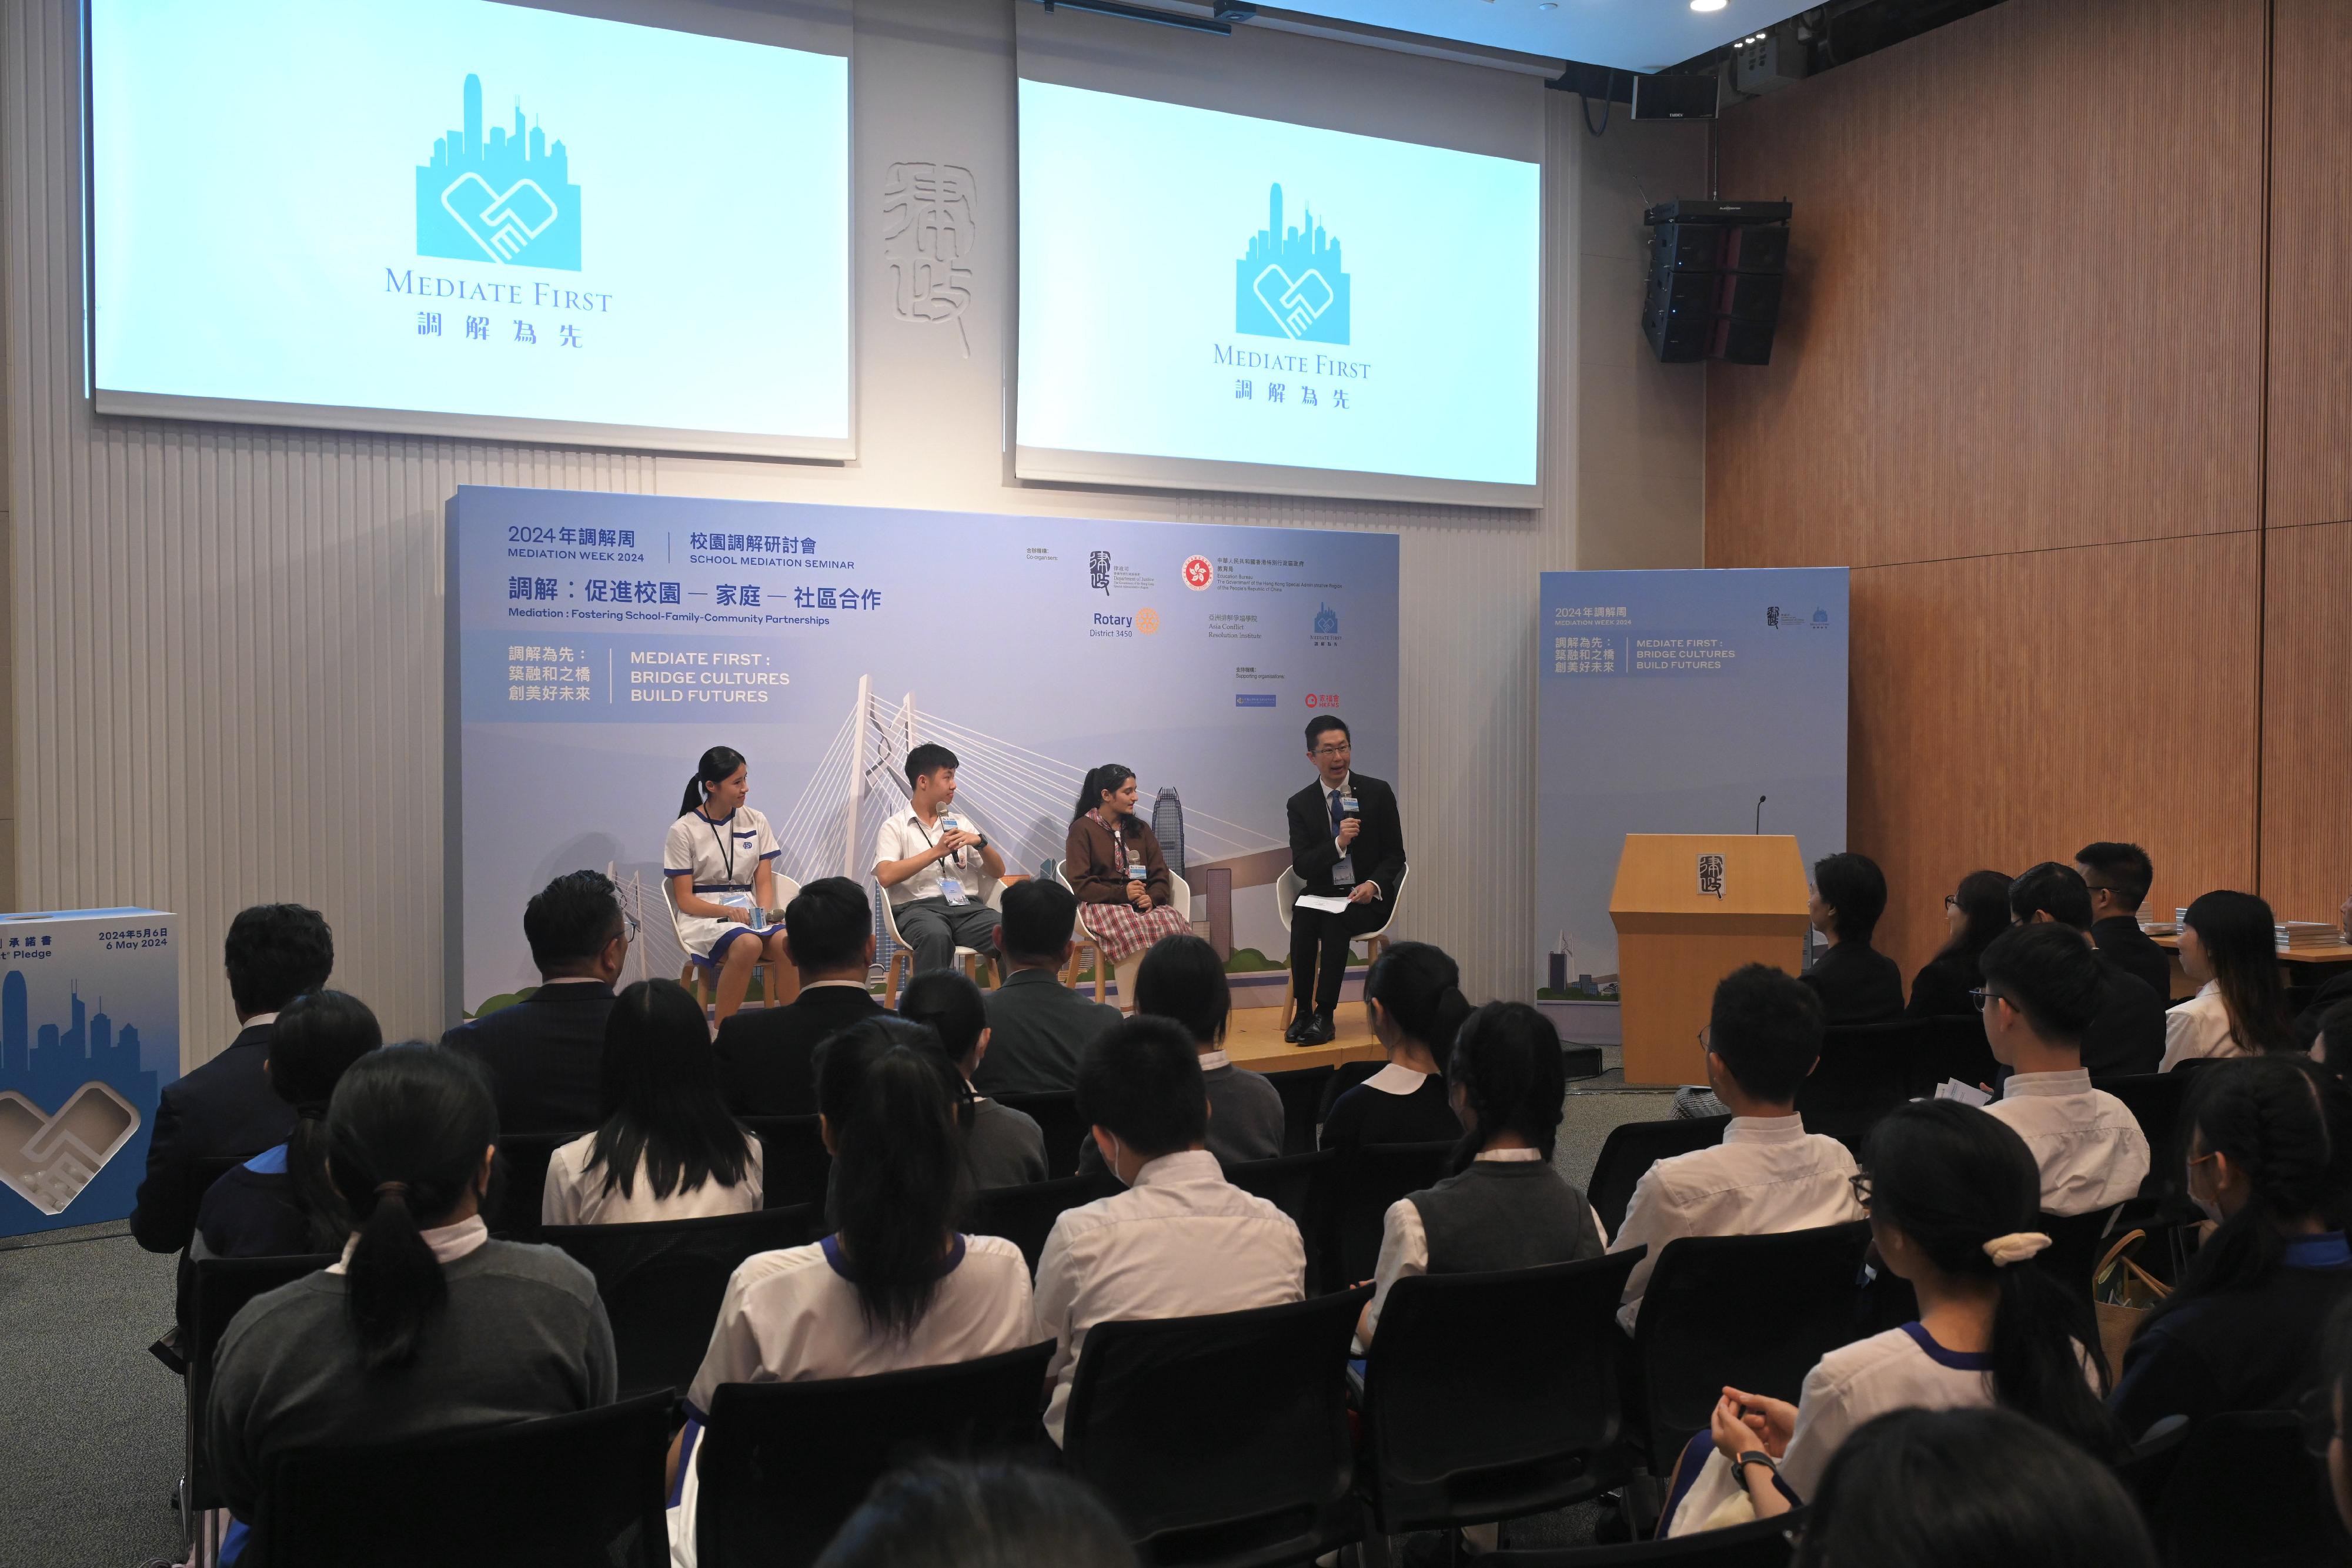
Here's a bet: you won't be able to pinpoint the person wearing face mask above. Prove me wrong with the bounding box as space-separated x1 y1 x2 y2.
1031 1017 1306 1447
2108 1054 2352 1437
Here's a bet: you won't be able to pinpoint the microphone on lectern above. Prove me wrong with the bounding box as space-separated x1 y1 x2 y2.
1755 795 1768 834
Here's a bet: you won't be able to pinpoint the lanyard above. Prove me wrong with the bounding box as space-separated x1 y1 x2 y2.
700 810 737 885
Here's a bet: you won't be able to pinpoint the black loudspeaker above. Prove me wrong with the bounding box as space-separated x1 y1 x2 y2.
1649 222 1726 273
1632 73 1719 121
1639 207 1790 366
1712 271 1784 322
1710 317 1779 365
1642 285 1710 363
1645 266 1716 314
1722 225 1788 273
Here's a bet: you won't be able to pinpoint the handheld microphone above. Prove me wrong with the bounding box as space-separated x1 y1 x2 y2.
1755 795 1768 834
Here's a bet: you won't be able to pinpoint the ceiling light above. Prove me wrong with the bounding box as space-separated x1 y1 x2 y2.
1691 0 1729 11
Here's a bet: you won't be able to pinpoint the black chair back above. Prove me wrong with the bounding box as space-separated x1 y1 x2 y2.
1063 1288 1371 1567
1223 1150 1334 1293
1358 1251 1645 1536
486 1129 587 1241
185 1253 337 1512
1795 1024 1915 1150
2154 1409 2348 1567
697 1340 1055 1568
968 1169 1121 1272
737 1115 831 1209
2096 1073 2189 1203
1269 1063 1341 1154
250 1390 674 1567
543 1204 822 1399
1632 1222 1872 1461
997 1091 1088 1178
1902 1014 2002 1099
1587 1116 1730 1239
1481 1508 1804 1565
170 1152 277 1327
1318 1141 1456 1288
2113 1413 2188 1514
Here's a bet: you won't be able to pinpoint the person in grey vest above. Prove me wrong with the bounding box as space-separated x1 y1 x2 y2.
1355 1001 1603 1349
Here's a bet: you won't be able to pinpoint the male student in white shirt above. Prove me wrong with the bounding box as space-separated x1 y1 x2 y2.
874 743 1007 974
1031 1016 1306 1446
1609 963 1862 1332
1976 922 2150 1217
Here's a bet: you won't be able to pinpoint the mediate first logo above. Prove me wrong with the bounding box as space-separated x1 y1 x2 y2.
416 73 583 270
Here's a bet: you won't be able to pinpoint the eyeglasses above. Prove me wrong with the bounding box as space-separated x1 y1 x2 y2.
1847 1172 1873 1209
1967 987 2005 1012
1312 742 1352 758
1943 894 1960 911
620 911 640 944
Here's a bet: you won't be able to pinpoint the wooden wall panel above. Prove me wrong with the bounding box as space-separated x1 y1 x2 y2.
2258 520 2352 925
1850 534 2259 980
2266 0 2352 531
1706 0 2266 571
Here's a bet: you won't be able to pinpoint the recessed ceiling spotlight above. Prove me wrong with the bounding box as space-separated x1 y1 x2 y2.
1691 0 1729 12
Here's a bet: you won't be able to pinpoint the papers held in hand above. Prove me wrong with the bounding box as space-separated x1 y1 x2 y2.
1294 894 1355 916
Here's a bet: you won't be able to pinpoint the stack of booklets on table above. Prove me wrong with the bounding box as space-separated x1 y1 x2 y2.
2277 922 2341 951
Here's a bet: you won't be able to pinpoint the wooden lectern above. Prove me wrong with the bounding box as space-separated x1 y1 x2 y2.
1609 834 1812 1087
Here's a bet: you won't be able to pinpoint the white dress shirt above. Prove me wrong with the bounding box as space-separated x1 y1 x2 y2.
1359 1147 1595 1348
1032 1148 1305 1445
2161 981 2249 1072
874 808 990 908
540 1134 766 1226
1983 1069 2150 1217
1607 1114 1862 1332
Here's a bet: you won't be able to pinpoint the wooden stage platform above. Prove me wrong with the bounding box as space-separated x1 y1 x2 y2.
1222 1004 1385 1074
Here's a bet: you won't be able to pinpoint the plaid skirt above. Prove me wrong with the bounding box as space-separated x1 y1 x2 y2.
1078 898 1192 963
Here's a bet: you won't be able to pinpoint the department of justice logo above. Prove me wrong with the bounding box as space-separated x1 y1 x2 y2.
416 73 582 270
1235 183 1349 345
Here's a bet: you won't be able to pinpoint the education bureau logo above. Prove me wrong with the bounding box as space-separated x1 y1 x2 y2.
1182 555 1215 591
415 73 583 270
1236 183 1350 345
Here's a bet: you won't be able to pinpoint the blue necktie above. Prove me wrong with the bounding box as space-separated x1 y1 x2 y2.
1329 788 1344 834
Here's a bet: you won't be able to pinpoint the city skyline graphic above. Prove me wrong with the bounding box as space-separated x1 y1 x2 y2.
416 73 582 270
2 969 158 1216
1235 183 1350 345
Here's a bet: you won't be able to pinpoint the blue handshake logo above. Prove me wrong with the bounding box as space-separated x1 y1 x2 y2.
1236 183 1349 345
416 73 582 271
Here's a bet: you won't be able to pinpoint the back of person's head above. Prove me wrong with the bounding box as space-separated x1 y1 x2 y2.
814 1017 970 1338
904 742 958 790
1813 852 1888 945
1862 1099 2120 1458
325 1044 497 1371
680 744 747 817
814 1460 1137 1568
786 877 871 974
1978 923 2104 1046
1132 935 1230 1048
2008 862 2094 932
1362 941 1472 1055
1794 1407 2156 1568
1706 963 1823 1105
1941 869 2014 960
1446 1001 1566 1171
897 971 987 1131
224 903 335 1017
1072 764 1136 822
592 978 749 1202
269 990 383 1251
523 870 623 977
2074 842 2154 915
2183 889 2296 1054
997 878 1078 964
1075 1015 1205 1160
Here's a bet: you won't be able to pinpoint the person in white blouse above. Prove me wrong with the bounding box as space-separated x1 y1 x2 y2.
1975 925 2149 1218
2164 890 2298 1071
1609 965 1862 1331
541 979 763 1227
666 746 794 1024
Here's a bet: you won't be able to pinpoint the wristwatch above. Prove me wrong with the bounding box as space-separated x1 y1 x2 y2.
1734 1450 1778 1482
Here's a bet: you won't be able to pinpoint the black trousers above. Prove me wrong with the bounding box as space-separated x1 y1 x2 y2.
1289 896 1390 1014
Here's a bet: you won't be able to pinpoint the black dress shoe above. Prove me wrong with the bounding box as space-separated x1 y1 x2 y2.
1298 1011 1336 1046
1282 1009 1313 1042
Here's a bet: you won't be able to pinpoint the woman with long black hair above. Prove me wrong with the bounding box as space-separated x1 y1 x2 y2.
666 744 794 1023
194 989 382 1258
1063 763 1190 1011
1321 940 1469 1151
2164 889 2298 1069
1907 868 2013 1018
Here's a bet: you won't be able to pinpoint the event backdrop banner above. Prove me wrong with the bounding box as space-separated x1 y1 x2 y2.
0 908 181 1239
446 488 1399 1019
1536 570 1848 1041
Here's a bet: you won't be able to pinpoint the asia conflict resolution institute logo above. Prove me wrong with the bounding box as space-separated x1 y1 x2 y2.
416 73 582 270
1236 183 1349 345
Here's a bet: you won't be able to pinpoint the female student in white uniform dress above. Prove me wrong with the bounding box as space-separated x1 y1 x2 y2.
666 746 794 1024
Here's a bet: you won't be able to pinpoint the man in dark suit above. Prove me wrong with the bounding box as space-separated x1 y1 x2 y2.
2075 841 2174 1002
442 870 628 1134
716 877 885 1115
1285 716 1406 1046
975 879 1122 1097
129 904 333 1253
2010 861 2164 1077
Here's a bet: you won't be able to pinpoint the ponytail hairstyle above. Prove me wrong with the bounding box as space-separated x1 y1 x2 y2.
1071 764 1137 824
1861 1100 2121 1460
590 979 751 1201
896 970 987 1131
1364 941 1472 1060
1445 1002 1566 1174
267 990 383 1251
325 1044 497 1372
680 744 747 818
2145 1054 2352 1333
1936 870 2015 965
815 1017 971 1339
2183 890 2297 1055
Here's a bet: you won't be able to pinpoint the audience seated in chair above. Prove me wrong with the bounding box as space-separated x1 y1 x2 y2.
2108 1054 2352 1437
132 902 335 1254
813 1460 1138 1568
1077 934 1283 1176
1355 1001 1603 1352
2007 861 2166 1079
1319 940 1468 1152
442 870 627 1135
1033 1015 1305 1445
667 1017 1035 1565
205 1044 618 1566
1907 870 2011 1019
2075 841 2174 1005
1800 852 1906 1025
973 880 1122 1100
2163 889 2298 1072
193 990 381 1262
716 877 885 1116
2316 998 2352 1087
1611 964 1862 1332
1976 924 2151 1217
897 971 1049 1189
1664 1099 2117 1536
542 978 763 1226
2293 892 2352 1050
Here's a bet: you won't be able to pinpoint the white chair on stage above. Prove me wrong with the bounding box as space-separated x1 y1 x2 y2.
1274 864 1408 1030
879 878 1007 1009
1048 859 1194 1005
668 873 799 1012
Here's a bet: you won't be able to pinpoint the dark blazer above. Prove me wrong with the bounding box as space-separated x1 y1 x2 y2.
1800 941 1906 1026
2296 969 2352 1050
716 984 886 1116
973 969 1122 1099
1064 814 1175 907
2083 969 2166 1079
131 1023 295 1254
1906 950 1984 1019
1287 774 1406 900
2092 917 2174 1004
440 982 616 1135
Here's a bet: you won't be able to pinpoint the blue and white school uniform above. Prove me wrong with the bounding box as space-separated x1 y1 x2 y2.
664 808 783 964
